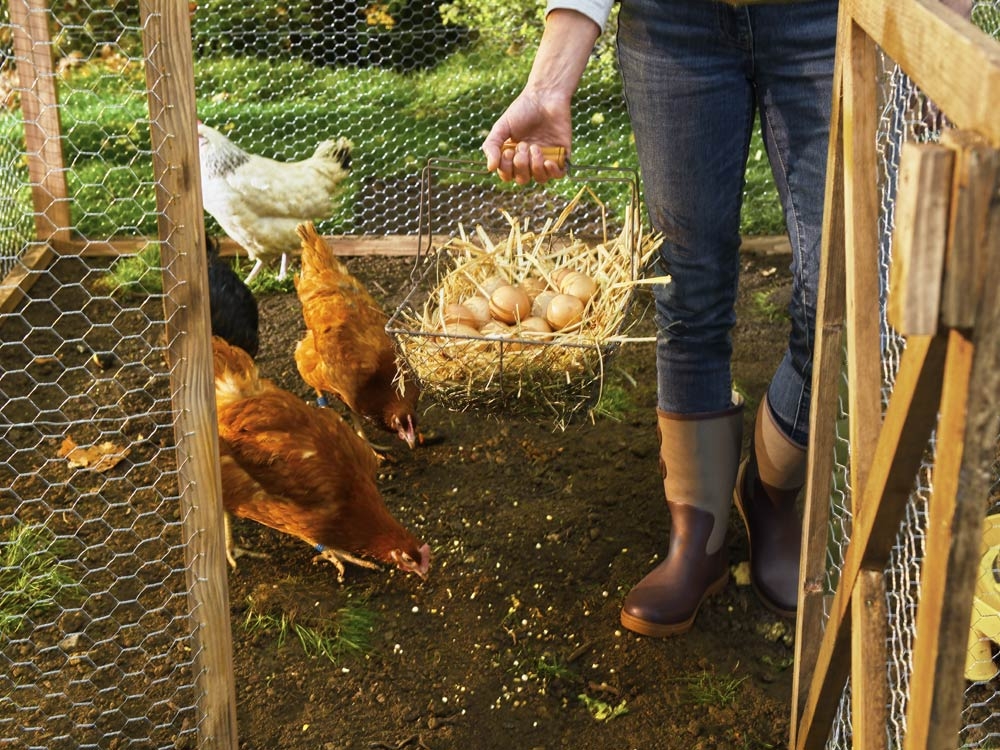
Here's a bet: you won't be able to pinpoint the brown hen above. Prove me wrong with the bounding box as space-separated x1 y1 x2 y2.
293 221 420 449
213 336 430 581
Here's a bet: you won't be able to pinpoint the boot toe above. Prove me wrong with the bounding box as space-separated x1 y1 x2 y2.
753 566 799 617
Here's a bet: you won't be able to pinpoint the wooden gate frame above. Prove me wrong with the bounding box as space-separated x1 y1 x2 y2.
791 1 1000 749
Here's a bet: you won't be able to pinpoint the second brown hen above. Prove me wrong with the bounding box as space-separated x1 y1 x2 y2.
293 222 420 449
213 336 430 581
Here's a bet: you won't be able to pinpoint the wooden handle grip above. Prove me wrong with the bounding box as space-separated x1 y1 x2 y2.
501 139 567 169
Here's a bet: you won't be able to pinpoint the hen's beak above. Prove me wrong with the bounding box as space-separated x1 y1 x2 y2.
397 415 418 449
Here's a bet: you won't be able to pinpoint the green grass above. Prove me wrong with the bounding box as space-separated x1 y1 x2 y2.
242 598 376 663
591 382 634 422
0 524 83 639
534 654 577 683
677 669 749 708
751 290 788 322
578 693 629 722
96 242 163 297
0 36 786 264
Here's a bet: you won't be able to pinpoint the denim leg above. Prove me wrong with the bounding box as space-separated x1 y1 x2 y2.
617 0 755 415
616 0 837 438
751 2 837 445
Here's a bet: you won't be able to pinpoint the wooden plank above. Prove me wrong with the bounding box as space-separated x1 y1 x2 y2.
791 25 847 745
939 130 1000 329
852 569 888 750
848 0 1000 145
842 18 883 496
795 333 949 749
47 233 790 259
905 192 1000 750
0 241 53 315
886 142 954 335
9 0 72 241
51 234 436 259
139 2 239 748
904 329 975 749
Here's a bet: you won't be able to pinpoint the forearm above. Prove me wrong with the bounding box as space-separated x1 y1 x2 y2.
482 8 602 183
524 9 602 107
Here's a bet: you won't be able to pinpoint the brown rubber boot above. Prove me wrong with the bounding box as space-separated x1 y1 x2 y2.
620 396 744 637
734 395 806 617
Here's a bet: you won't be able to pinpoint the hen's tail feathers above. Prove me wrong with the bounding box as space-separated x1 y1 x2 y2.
296 222 350 282
212 336 263 403
312 137 353 170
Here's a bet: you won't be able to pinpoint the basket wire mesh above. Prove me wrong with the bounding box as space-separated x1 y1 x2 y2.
386 157 659 426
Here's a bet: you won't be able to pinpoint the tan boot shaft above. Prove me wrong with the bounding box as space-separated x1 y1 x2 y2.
620 397 743 637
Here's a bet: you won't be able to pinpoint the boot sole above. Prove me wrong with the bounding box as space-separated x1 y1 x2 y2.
733 463 797 620
618 571 729 637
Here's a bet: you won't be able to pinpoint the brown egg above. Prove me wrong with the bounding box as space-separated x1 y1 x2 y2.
460 296 492 328
515 316 553 340
488 284 532 324
559 271 597 303
545 293 585 330
480 320 513 338
550 267 572 287
440 322 482 339
481 275 508 297
531 290 557 319
441 303 480 329
518 276 548 300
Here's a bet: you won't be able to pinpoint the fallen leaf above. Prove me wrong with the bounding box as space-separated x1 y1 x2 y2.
58 436 130 472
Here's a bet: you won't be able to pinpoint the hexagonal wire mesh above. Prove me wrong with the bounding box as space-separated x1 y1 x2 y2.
821 4 1000 748
2 1 998 748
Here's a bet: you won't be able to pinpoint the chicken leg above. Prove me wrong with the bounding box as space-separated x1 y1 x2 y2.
313 544 382 583
224 513 270 569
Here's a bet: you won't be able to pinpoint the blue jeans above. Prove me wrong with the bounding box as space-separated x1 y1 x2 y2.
617 0 837 445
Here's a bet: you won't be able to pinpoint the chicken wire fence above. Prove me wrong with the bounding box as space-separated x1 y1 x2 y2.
821 3 1000 748
0 1 998 749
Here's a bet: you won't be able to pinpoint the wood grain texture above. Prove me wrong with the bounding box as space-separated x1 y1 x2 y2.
848 0 1000 144
939 130 1000 329
791 31 847 747
139 2 239 748
886 142 954 336
9 0 71 242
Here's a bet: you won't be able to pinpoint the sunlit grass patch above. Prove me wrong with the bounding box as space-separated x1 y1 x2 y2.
0 524 83 639
242 585 376 663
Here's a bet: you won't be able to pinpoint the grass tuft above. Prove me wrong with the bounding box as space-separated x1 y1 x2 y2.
578 693 629 721
751 290 787 322
678 668 748 708
0 524 83 639
242 595 375 663
96 243 163 297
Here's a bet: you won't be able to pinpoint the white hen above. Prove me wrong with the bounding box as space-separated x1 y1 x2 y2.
197 122 353 283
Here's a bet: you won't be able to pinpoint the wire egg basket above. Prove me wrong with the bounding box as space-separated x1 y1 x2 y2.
386 157 663 426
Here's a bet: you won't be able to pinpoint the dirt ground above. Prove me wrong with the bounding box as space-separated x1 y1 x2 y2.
239 245 798 750
2 244 800 750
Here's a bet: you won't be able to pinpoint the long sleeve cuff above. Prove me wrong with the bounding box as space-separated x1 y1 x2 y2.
545 0 614 31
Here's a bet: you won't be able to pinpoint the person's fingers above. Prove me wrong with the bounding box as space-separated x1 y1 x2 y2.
510 141 532 186
482 129 507 173
528 145 567 184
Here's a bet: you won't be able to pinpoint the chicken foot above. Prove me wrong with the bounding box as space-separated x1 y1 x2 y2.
312 544 381 582
224 513 270 570
243 258 264 285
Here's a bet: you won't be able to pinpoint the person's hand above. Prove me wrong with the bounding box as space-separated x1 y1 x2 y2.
481 94 571 185
480 9 599 185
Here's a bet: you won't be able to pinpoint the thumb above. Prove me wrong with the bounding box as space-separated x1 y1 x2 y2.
481 124 512 172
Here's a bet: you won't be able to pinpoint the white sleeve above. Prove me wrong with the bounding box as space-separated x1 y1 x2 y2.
545 0 615 31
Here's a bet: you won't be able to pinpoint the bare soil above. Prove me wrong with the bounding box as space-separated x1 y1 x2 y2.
235 246 800 750
2 245 799 750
